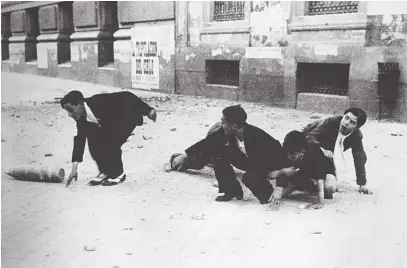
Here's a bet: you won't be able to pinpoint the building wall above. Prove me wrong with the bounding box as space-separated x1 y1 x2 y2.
287 1 407 122
2 1 407 122
364 2 407 122
176 1 295 108
1 1 175 94
113 1 175 93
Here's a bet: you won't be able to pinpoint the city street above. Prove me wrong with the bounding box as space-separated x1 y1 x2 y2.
1 72 407 268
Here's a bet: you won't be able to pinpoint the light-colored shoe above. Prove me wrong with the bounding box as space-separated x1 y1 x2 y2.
102 173 126 186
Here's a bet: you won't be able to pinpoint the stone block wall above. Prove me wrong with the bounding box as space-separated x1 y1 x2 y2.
2 1 407 122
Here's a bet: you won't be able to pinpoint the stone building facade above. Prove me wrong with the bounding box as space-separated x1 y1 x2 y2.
2 1 407 122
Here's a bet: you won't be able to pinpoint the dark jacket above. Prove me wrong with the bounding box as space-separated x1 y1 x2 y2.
302 116 367 186
71 91 153 163
185 123 285 173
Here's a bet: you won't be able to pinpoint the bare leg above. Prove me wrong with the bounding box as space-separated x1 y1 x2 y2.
324 174 337 194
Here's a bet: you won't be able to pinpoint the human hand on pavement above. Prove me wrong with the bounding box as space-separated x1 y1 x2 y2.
269 187 283 210
359 185 373 195
66 170 78 187
66 163 78 187
148 109 157 122
172 154 188 172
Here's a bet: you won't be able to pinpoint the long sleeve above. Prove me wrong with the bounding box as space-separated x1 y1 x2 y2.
185 128 225 159
351 134 367 186
302 120 322 145
276 173 289 188
71 120 87 163
135 95 154 116
302 117 341 151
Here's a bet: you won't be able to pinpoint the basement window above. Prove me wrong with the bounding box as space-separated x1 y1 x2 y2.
297 63 350 96
377 62 400 100
206 60 240 87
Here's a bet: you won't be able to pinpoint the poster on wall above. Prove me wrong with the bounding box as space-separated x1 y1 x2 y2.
37 47 48 69
130 23 174 90
131 27 160 90
71 44 80 62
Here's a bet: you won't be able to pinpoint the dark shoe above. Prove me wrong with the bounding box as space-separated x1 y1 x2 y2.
215 193 243 202
324 191 333 199
88 175 109 186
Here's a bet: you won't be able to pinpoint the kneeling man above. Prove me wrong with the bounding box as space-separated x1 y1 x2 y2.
171 105 285 204
302 108 372 195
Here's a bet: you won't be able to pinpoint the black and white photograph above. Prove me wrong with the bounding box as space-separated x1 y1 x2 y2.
1 1 407 268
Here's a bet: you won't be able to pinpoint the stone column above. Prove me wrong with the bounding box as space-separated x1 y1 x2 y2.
70 1 117 84
36 2 73 77
175 1 188 48
9 8 39 69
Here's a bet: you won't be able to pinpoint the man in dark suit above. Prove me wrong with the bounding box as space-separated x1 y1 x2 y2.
60 90 157 186
301 108 372 195
171 105 287 204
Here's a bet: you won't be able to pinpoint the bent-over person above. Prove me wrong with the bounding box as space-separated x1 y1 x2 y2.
61 90 157 186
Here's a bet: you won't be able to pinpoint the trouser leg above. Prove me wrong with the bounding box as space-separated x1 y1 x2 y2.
213 157 243 195
87 125 108 175
104 116 138 178
212 146 248 195
242 170 274 204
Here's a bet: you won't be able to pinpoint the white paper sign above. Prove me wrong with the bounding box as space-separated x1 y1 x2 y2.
37 47 48 69
245 47 282 59
71 44 80 62
131 26 159 90
314 44 338 56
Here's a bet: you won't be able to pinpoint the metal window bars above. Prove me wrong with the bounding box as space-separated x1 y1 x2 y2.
298 63 350 96
213 1 245 22
206 60 240 87
308 1 359 16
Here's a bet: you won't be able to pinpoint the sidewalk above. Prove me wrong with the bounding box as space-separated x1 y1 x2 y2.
1 72 166 107
2 72 407 268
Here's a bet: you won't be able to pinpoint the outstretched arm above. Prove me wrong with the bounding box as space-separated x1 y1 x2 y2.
305 179 325 210
352 134 372 194
67 120 86 186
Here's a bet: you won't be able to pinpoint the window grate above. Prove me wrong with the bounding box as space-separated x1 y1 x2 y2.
298 63 350 96
377 62 400 99
213 1 245 22
206 60 240 87
308 1 359 16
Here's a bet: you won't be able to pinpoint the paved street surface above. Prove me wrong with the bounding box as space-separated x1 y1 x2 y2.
1 72 407 268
